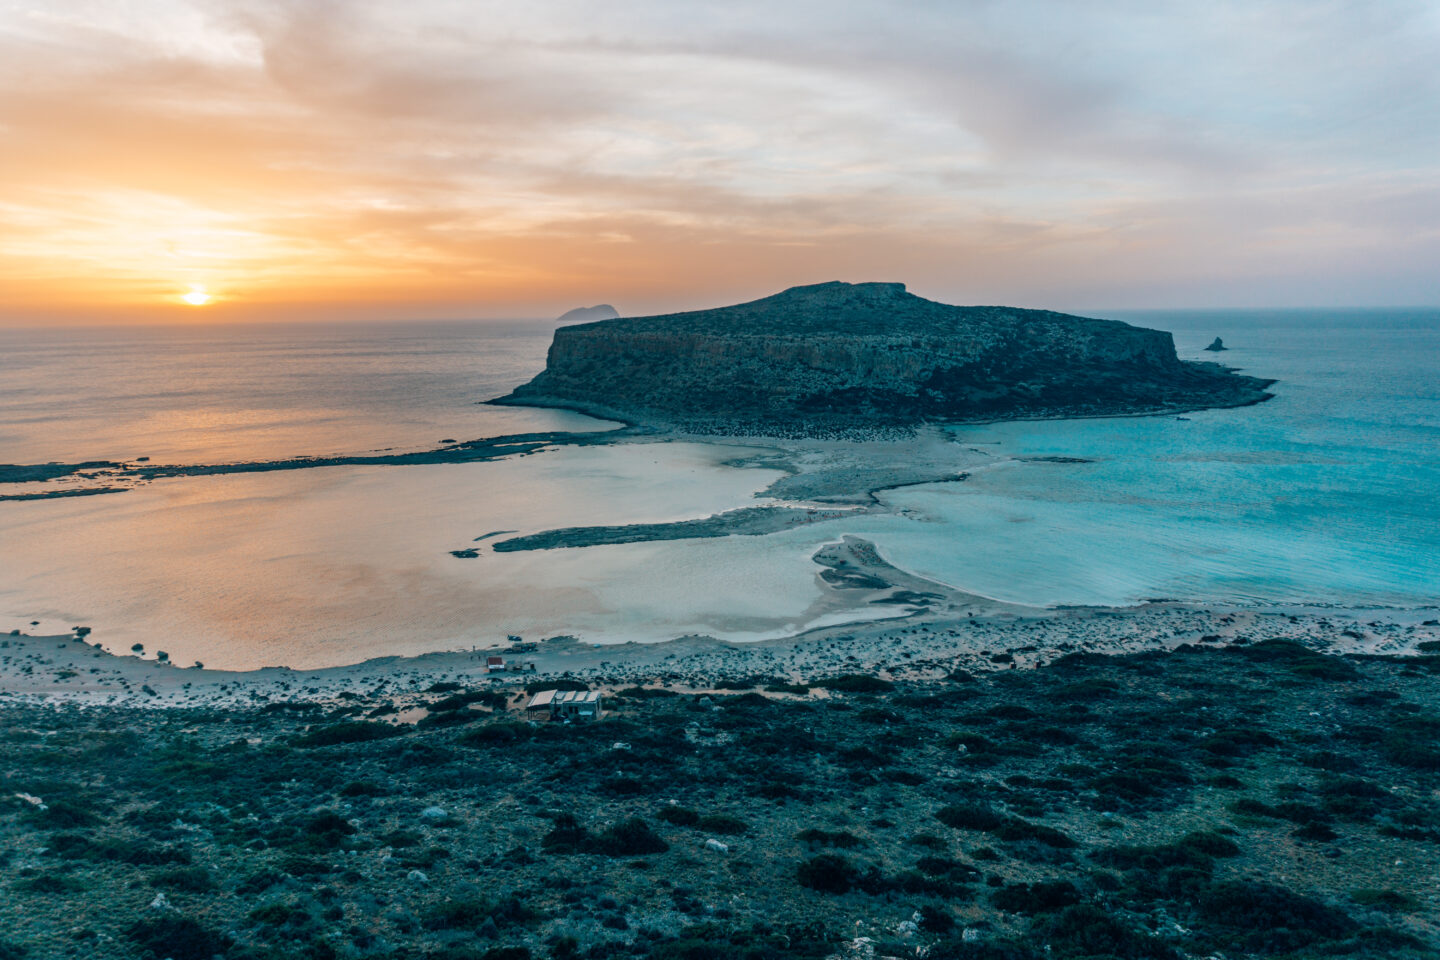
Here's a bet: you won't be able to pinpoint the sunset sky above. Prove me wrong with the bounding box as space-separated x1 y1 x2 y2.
2 0 1437 323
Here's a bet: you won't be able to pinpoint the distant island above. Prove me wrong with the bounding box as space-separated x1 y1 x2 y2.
497 281 1274 434
556 303 620 324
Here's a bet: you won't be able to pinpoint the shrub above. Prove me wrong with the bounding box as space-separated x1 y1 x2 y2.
294 722 401 748
26 799 100 830
591 819 669 856
151 867 217 892
49 833 190 866
13 873 84 893
1350 888 1420 912
1032 905 1178 959
991 880 1081 914
126 916 232 960
541 813 589 854
481 949 531 960
696 815 748 835
796 854 858 894
919 904 955 934
936 804 1004 832
994 819 1076 849
524 679 588 694
657 806 700 826
813 675 893 694
1196 881 1357 952
460 723 535 746
1178 831 1241 857
914 856 978 881
235 870 286 895
423 896 535 932
797 829 864 848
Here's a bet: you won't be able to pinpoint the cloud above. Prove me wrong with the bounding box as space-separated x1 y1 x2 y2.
0 0 1436 321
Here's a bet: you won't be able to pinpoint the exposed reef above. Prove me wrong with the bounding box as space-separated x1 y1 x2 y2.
495 281 1275 435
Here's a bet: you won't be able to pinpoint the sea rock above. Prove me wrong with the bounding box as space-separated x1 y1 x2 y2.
556 304 620 325
1205 337 1227 351
497 282 1273 434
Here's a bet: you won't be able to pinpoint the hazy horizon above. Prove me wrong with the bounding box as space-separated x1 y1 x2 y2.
3 1 1438 324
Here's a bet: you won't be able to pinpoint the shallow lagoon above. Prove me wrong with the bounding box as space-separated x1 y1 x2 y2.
3 310 1437 669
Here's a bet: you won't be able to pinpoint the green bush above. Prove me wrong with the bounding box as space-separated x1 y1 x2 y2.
460 723 535 746
657 806 700 826
990 880 1080 914
13 872 84 893
796 854 858 894
813 675 893 694
994 818 1076 849
1196 881 1357 952
1350 888 1420 912
294 722 402 747
25 798 101 830
151 866 217 892
49 833 190 866
936 804 1004 832
1033 904 1178 959
797 829 864 848
696 814 748 835
591 819 669 856
524 679 588 694
423 896 536 932
126 916 232 960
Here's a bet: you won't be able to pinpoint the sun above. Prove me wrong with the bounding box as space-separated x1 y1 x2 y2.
182 287 212 306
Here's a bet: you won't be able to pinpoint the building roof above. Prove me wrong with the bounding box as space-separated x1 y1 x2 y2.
525 689 601 710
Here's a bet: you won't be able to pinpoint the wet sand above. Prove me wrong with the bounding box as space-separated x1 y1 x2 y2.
5 529 1434 709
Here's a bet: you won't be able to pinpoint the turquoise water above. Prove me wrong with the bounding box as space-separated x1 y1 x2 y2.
870 310 1440 607
1 310 1436 668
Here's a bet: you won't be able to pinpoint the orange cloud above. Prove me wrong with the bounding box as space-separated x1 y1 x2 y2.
1 0 1436 324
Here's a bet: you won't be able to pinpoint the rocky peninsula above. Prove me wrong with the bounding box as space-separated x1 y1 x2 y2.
494 282 1274 435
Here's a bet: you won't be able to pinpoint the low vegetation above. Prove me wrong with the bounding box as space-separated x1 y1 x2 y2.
1 642 1436 958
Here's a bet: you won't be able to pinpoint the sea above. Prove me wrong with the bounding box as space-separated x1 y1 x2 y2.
2 309 1437 670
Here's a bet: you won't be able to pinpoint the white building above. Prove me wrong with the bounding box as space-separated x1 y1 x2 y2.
525 689 603 720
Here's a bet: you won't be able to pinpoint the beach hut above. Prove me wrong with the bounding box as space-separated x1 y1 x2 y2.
486 656 506 672
524 689 603 721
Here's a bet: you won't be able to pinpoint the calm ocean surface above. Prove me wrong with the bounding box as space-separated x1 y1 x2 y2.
2 309 1437 669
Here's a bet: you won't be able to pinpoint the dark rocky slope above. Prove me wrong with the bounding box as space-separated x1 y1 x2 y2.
495 282 1274 433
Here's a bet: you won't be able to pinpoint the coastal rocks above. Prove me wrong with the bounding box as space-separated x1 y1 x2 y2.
1205 337 1227 351
496 281 1275 435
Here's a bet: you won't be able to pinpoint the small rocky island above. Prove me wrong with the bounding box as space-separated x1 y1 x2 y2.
497 282 1273 433
556 304 620 324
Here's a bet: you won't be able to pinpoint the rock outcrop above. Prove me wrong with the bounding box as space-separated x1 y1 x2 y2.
497 282 1274 433
556 304 620 324
1205 337 1227 351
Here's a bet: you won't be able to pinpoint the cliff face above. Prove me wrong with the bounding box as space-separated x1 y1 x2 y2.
498 282 1273 432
